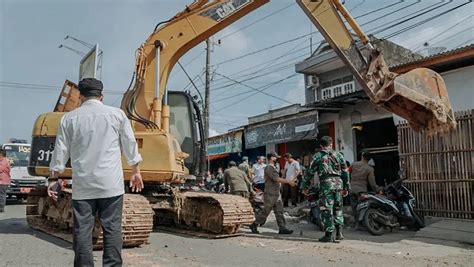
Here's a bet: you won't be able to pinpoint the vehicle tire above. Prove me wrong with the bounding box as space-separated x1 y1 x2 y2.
310 207 325 231
409 205 425 229
364 208 385 236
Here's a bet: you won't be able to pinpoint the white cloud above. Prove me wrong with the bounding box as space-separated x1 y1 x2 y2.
282 75 306 106
215 26 252 58
209 128 220 137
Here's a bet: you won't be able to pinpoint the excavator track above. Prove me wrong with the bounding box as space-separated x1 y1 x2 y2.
152 191 255 236
26 187 154 249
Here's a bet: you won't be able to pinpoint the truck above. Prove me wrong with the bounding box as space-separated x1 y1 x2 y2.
1 141 46 200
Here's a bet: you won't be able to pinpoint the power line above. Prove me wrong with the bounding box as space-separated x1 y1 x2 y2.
211 73 298 113
371 1 453 35
412 15 473 50
379 1 472 41
455 38 474 47
214 72 293 104
359 0 422 28
219 3 295 40
216 32 313 65
428 26 474 47
349 0 365 12
354 1 404 19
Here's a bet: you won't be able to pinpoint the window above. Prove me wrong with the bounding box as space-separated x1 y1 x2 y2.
322 88 332 100
334 86 342 97
344 82 355 94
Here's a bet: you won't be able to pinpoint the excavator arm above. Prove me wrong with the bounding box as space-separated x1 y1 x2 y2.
126 0 455 135
297 0 456 133
122 0 270 132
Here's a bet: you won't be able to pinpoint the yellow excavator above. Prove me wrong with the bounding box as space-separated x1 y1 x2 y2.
26 0 456 248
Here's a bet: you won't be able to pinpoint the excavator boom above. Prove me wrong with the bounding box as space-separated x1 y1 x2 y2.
297 0 456 134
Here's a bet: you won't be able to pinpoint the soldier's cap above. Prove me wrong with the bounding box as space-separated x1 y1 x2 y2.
78 78 103 96
284 153 293 158
242 156 249 161
266 152 281 159
228 161 237 167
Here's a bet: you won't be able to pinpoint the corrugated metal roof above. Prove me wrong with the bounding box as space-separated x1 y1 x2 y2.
390 44 474 69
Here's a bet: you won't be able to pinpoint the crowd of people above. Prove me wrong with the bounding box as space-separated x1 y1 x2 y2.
205 135 381 243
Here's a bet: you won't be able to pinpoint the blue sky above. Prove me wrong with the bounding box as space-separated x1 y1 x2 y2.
1 0 473 142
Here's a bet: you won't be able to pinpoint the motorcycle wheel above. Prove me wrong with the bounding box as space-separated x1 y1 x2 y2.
364 208 385 236
310 207 325 231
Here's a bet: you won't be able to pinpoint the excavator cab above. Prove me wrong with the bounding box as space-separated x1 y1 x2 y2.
168 91 205 176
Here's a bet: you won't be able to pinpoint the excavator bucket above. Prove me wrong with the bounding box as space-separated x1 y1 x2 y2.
377 68 456 134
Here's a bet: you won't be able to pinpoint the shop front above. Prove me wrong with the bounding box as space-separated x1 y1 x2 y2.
207 130 243 173
244 111 319 167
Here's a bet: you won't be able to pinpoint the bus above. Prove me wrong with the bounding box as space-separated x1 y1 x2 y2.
1 142 46 200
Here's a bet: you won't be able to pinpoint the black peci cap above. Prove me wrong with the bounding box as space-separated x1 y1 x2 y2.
78 78 103 97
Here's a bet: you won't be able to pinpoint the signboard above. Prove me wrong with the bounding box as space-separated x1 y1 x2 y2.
208 131 243 156
245 112 319 149
79 44 99 81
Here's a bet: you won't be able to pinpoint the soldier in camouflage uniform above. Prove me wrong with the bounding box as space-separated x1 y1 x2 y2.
301 136 350 243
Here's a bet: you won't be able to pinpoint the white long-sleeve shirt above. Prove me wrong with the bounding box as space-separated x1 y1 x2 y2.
50 99 142 200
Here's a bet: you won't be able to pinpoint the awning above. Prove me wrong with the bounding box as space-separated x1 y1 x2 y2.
207 153 229 161
245 111 319 149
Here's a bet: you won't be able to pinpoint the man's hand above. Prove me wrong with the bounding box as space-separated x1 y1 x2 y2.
47 181 61 202
287 180 296 187
129 172 144 193
341 189 349 197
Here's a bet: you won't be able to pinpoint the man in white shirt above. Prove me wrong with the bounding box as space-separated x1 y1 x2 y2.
48 78 144 267
282 153 301 207
251 156 266 192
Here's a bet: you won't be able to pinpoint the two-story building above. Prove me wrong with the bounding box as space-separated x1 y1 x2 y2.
295 37 422 184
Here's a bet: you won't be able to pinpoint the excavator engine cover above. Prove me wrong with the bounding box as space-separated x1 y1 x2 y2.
376 68 456 134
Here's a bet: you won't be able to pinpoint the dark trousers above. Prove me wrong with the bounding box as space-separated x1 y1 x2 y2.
73 194 123 267
282 183 297 207
254 193 286 229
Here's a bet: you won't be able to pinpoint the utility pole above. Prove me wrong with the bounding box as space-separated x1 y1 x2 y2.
202 38 212 175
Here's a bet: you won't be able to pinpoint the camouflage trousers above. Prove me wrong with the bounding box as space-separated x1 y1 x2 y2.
319 189 344 233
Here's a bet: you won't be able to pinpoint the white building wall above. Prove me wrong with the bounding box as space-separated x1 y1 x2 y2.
319 101 393 163
441 65 474 112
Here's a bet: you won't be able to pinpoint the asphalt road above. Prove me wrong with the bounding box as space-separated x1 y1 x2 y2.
1 200 473 267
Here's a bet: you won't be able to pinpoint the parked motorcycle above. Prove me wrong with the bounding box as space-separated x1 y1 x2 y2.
306 186 324 231
356 178 425 235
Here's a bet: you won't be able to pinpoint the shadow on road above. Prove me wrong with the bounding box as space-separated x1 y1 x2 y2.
0 217 73 250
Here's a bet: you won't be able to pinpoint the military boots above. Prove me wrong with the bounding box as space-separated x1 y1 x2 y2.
335 225 344 242
318 231 334 243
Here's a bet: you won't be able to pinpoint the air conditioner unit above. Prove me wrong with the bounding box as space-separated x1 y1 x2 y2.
306 75 319 88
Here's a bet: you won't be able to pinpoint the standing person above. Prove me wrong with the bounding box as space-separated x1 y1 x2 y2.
224 161 252 198
350 152 380 225
296 157 306 203
251 156 266 192
238 156 252 181
249 152 295 235
282 153 300 207
301 136 350 243
0 149 11 212
48 78 144 267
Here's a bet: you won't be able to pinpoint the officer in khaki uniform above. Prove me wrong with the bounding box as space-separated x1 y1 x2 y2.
224 161 252 198
250 152 295 235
